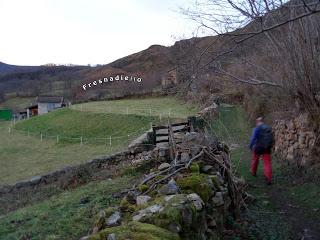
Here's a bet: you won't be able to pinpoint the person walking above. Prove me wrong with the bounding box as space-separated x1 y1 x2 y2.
249 117 274 185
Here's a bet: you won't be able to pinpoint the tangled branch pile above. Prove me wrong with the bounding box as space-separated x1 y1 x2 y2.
82 131 247 240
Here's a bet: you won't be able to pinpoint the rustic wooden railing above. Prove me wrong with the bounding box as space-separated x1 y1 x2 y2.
152 120 191 146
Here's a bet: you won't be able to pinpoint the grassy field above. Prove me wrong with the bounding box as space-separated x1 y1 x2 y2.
0 120 134 185
0 96 197 185
71 96 199 118
0 110 152 185
0 175 138 240
13 108 156 143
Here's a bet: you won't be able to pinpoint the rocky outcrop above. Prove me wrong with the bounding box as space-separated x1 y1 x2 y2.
273 113 317 167
82 132 244 240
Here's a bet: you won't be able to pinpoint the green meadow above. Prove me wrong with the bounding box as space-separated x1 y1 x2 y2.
0 96 198 185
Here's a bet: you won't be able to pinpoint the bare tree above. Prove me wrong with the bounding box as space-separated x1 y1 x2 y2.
181 0 320 158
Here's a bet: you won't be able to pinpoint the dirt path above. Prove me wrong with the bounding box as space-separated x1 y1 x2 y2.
267 182 320 239
211 105 320 240
243 158 320 240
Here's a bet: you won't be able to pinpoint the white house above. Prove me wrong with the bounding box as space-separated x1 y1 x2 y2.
37 96 65 115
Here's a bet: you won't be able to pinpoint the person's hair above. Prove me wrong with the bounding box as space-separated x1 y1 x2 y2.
256 116 264 122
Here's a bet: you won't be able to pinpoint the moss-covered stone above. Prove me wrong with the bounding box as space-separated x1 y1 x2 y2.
93 210 106 233
89 221 180 240
150 196 184 230
138 184 149 193
155 175 163 181
104 207 119 218
189 163 200 173
131 193 207 239
176 174 214 202
120 197 136 213
210 175 222 191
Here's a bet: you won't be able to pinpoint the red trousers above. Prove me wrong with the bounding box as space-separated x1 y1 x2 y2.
251 151 272 183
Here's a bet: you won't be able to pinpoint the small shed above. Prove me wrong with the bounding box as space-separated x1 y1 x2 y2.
16 111 27 120
26 104 38 119
0 109 13 121
37 96 65 115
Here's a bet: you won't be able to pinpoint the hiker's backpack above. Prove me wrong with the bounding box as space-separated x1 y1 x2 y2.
256 124 274 153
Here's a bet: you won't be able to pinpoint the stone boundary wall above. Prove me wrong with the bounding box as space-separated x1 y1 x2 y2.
0 144 176 215
0 110 216 213
0 126 157 195
273 113 316 167
0 150 129 194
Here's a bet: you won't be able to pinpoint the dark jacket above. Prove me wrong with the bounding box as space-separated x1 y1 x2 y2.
250 124 273 154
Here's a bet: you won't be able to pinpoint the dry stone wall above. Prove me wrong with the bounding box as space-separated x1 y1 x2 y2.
0 143 155 214
81 131 244 240
273 113 316 167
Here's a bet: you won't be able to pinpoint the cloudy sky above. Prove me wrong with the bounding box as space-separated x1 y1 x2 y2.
0 0 198 66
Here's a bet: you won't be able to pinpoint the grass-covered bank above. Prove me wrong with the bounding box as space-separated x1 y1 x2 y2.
0 175 138 240
210 105 320 239
70 96 199 118
0 97 34 110
14 108 156 143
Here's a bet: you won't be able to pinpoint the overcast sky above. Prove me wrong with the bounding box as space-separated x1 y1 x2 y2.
0 0 198 66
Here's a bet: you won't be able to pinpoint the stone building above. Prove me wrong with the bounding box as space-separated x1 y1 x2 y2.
161 68 178 87
26 96 65 118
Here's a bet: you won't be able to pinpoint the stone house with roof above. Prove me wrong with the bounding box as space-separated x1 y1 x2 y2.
26 96 65 118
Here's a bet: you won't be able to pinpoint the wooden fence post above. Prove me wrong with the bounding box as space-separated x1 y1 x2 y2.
188 116 195 132
168 122 176 162
152 124 156 146
80 136 83 145
57 135 59 143
109 136 112 146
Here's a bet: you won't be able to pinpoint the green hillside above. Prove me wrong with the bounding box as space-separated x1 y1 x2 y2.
0 97 197 184
14 108 156 143
0 97 34 111
0 175 137 240
71 96 199 119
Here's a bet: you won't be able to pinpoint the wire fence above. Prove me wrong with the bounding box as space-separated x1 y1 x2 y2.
207 106 252 146
204 105 254 177
3 106 248 148
6 124 152 146
71 104 193 120
1 104 195 148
